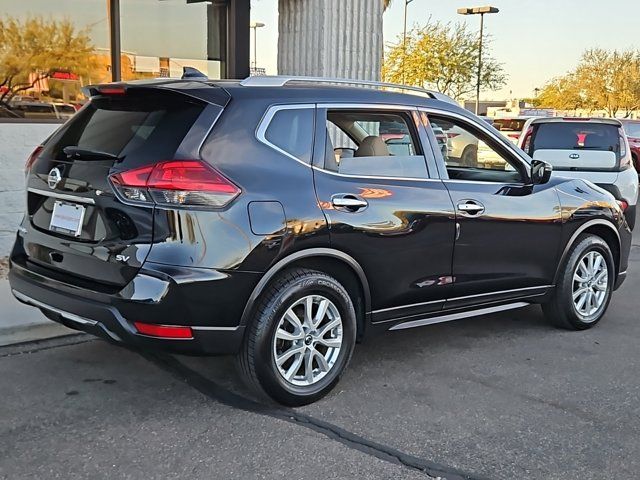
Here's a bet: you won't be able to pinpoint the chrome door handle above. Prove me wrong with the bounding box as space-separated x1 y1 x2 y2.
457 201 485 215
332 195 368 211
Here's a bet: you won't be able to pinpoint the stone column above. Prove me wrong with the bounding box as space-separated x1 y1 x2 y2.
278 0 383 81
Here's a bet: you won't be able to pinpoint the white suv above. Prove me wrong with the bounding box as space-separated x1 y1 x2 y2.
518 117 638 228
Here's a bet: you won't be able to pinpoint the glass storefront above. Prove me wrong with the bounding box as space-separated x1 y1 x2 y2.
0 0 235 121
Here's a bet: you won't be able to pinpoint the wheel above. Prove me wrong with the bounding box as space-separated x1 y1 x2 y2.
237 268 357 406
542 234 614 330
461 145 477 167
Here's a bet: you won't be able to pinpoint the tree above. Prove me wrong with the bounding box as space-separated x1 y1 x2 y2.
0 16 97 107
382 22 506 100
536 48 640 117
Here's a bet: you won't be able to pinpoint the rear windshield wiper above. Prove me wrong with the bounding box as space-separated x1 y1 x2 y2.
63 146 122 161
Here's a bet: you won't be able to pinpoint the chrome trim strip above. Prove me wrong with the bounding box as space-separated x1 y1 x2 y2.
372 298 443 315
311 165 436 182
12 290 98 326
255 104 316 167
389 302 530 331
190 326 240 332
27 188 96 205
448 285 552 302
372 285 551 315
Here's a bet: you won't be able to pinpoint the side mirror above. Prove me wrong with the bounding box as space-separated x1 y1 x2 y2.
531 159 552 185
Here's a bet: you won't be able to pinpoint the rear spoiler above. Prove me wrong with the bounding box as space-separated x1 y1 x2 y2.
82 79 230 108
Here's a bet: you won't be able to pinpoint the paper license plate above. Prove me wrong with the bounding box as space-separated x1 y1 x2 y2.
49 201 85 237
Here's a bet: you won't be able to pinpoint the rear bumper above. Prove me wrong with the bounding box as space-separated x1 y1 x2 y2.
8 258 260 355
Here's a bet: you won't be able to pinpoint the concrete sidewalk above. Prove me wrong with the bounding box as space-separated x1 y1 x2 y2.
0 279 74 346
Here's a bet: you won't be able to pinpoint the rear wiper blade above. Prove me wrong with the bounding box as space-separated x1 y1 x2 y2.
63 146 121 161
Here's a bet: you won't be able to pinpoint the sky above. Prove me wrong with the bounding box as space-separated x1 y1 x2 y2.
250 0 640 100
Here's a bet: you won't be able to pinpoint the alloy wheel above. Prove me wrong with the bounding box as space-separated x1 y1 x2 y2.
272 295 343 387
572 250 609 320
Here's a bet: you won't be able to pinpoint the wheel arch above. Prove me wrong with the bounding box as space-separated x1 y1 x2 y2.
554 219 621 284
239 248 372 339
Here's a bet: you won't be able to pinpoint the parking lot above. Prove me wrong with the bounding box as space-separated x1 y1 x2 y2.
1 220 639 480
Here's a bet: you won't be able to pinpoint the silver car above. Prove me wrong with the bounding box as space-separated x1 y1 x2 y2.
518 117 638 228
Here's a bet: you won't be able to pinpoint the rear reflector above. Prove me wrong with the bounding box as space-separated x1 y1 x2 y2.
134 322 193 339
110 160 240 207
25 145 43 172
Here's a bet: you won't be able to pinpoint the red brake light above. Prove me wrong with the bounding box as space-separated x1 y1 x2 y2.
617 200 629 212
109 160 240 207
97 86 126 95
25 145 43 172
134 322 193 339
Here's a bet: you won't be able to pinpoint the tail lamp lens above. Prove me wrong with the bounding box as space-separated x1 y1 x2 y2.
617 200 629 212
109 160 240 207
25 145 44 172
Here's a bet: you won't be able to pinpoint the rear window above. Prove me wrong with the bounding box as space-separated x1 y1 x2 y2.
493 119 527 132
530 122 621 155
45 90 205 167
623 122 640 138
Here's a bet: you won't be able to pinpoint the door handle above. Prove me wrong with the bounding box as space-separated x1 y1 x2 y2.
331 194 368 211
457 200 485 216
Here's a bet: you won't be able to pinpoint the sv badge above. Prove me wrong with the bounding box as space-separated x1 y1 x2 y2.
115 254 130 262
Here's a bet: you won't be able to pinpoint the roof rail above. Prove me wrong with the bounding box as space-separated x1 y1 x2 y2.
239 76 458 105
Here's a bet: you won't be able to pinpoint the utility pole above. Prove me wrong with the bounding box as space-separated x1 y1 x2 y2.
402 0 414 85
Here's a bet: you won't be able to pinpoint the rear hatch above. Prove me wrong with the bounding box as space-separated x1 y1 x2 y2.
524 120 625 172
18 84 226 290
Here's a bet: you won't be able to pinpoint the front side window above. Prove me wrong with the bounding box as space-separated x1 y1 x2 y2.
322 110 428 178
428 115 524 183
264 108 314 164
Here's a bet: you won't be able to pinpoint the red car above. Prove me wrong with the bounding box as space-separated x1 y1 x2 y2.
620 119 640 171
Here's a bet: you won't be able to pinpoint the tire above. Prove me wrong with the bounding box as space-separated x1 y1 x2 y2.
237 268 357 406
542 234 615 330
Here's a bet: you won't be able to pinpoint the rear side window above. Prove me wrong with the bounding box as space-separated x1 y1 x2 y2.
623 122 640 138
323 110 428 179
264 107 314 164
45 90 206 167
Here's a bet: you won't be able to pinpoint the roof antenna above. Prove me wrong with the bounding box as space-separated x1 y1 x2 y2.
181 67 208 80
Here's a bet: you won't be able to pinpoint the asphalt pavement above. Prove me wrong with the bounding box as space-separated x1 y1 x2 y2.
1 219 640 479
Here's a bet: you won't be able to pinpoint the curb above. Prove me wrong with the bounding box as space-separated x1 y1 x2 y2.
0 321 75 347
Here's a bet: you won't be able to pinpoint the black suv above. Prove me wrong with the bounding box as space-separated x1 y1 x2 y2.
9 76 632 406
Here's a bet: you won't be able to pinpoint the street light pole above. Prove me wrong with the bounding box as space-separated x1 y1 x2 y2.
457 6 499 115
250 21 265 71
402 0 414 84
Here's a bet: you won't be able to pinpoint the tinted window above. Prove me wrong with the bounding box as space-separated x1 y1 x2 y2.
623 122 640 138
45 90 205 166
530 122 621 156
324 110 428 178
264 108 314 164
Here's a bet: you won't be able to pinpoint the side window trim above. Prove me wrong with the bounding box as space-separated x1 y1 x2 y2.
313 103 433 181
420 108 532 183
256 104 316 166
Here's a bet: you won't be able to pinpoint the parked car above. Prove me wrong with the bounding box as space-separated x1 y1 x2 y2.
620 119 640 171
518 117 638 229
12 101 76 120
493 116 533 143
9 76 632 406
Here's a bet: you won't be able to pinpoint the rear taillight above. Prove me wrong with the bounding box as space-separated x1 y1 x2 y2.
25 145 43 172
110 160 240 208
617 200 629 212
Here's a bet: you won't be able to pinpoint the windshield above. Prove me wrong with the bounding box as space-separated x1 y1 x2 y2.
623 122 640 138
